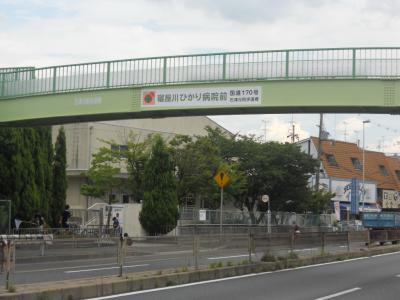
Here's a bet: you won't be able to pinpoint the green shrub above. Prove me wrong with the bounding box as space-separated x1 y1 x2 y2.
261 251 276 262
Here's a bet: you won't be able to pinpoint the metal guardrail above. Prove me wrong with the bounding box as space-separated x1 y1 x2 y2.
1 47 400 98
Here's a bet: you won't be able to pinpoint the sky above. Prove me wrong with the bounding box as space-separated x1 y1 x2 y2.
1 0 400 153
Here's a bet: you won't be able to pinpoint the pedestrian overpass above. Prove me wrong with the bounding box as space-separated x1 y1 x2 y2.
0 47 399 126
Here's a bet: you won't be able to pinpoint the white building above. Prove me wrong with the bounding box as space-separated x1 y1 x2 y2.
52 116 230 211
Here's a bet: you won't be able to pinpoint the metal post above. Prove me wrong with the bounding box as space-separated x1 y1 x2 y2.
347 231 350 253
118 235 125 277
362 120 370 213
352 48 356 78
163 57 167 84
285 50 290 79
267 201 271 235
321 232 326 254
40 240 45 257
8 201 10 235
315 113 324 191
52 67 57 92
248 232 253 263
289 232 294 252
222 54 227 80
106 62 111 88
220 187 224 236
193 235 199 270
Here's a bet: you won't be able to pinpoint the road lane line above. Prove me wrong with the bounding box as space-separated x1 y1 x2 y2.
372 251 400 258
65 264 149 274
292 248 318 252
207 254 254 260
85 256 377 299
314 287 361 300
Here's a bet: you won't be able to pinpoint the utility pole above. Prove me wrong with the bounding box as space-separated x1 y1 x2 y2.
287 123 299 143
262 120 269 143
315 113 324 191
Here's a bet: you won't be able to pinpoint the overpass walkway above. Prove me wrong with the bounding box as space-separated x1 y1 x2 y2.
1 47 399 125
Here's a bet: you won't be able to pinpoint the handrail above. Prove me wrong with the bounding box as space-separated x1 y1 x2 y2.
1 47 400 99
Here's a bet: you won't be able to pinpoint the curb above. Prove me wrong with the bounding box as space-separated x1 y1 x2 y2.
1 245 400 300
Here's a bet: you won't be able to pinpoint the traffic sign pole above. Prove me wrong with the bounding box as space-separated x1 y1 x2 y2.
220 186 223 236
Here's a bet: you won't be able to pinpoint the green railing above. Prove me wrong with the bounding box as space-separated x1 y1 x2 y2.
1 48 400 99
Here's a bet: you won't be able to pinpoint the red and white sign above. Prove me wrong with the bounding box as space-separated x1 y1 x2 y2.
141 86 262 107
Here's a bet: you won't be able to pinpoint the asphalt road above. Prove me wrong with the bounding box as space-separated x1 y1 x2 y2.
87 251 400 300
0 240 363 285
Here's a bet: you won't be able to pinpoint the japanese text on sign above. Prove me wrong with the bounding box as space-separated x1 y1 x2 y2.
141 87 262 107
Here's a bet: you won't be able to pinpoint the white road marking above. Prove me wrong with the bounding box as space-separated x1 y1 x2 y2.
85 256 379 299
372 251 400 258
65 264 149 274
292 248 318 252
314 287 361 300
207 254 253 260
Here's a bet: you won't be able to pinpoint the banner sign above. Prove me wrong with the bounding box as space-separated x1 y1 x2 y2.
334 201 340 221
141 86 262 107
383 190 400 209
350 177 359 215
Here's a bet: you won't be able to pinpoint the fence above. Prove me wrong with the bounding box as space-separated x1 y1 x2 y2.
179 208 333 227
1 47 400 98
3 228 400 291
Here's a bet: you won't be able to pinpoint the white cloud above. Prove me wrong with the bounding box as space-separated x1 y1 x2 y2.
336 116 371 141
1 0 400 153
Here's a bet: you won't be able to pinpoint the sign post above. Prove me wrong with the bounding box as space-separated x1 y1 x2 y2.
214 170 230 235
262 195 271 234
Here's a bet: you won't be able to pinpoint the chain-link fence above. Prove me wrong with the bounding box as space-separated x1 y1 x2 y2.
179 208 333 227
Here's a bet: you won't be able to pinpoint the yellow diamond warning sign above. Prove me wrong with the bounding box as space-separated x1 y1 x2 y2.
214 170 230 188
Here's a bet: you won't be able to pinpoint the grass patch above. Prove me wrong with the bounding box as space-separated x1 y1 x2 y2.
238 259 250 265
7 284 16 293
287 251 299 260
261 250 276 262
226 261 234 267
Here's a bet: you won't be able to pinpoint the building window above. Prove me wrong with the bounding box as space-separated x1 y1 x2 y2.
379 165 388 176
396 170 400 181
351 157 362 170
110 144 128 157
326 154 338 166
122 194 130 203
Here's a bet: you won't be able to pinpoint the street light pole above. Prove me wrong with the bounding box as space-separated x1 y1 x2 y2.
362 120 370 213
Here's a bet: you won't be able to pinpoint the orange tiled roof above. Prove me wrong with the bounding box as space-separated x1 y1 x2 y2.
311 137 400 190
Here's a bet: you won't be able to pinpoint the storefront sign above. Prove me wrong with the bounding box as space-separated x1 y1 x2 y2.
383 190 400 209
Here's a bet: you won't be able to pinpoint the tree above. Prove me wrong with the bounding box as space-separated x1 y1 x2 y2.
169 134 221 207
123 134 152 202
51 127 67 227
33 127 53 222
139 135 179 235
300 190 335 214
204 128 319 223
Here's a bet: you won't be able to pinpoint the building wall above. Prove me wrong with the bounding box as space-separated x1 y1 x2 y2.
52 116 229 210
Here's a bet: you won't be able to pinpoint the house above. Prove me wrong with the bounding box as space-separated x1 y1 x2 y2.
298 138 400 217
